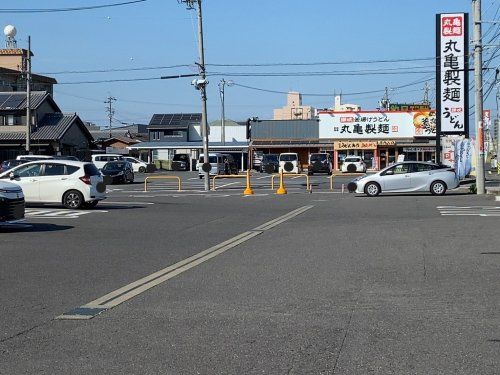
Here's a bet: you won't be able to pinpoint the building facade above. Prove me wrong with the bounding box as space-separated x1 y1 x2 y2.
273 92 315 120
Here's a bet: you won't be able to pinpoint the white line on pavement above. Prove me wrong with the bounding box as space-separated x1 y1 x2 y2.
56 205 314 320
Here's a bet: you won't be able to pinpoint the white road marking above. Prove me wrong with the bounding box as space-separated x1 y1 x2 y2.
25 208 108 219
99 201 154 205
57 205 314 320
437 206 500 217
216 181 243 189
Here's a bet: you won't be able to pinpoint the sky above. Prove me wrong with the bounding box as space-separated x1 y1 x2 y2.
1 0 499 129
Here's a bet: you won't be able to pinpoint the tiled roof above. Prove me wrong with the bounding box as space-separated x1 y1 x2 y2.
0 91 53 110
148 113 201 129
0 113 93 142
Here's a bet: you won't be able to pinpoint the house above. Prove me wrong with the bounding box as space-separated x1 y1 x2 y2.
0 91 93 161
128 113 249 169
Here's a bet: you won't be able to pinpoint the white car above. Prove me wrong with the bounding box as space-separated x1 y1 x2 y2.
341 156 366 173
0 180 25 223
125 157 148 173
91 154 125 170
197 153 225 178
279 153 301 174
352 162 459 197
0 160 106 209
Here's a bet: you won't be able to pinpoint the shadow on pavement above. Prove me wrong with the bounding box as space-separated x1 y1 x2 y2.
0 223 73 233
354 192 472 198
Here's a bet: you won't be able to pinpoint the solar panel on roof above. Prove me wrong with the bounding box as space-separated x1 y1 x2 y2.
1 94 24 109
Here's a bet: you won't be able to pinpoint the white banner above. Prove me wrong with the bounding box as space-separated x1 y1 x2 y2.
438 13 467 133
318 111 436 139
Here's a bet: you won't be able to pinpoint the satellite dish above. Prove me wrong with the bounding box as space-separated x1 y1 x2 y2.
4 25 17 38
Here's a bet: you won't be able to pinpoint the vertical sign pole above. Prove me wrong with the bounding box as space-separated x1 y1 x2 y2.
435 15 442 165
473 0 485 194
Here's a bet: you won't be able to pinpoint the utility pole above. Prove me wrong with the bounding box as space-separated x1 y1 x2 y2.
25 36 31 154
179 0 210 191
496 84 500 169
219 79 226 146
104 96 116 139
379 87 390 110
473 0 485 194
423 82 430 106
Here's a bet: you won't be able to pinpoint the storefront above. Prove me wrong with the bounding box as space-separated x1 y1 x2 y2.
319 110 436 171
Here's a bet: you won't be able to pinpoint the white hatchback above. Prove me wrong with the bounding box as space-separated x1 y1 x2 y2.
341 156 367 173
0 160 106 209
125 157 148 173
353 162 459 197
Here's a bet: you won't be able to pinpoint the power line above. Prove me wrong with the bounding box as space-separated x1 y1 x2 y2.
0 0 148 13
39 64 192 75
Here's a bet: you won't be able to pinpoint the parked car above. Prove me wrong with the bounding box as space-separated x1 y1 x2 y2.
352 162 459 197
0 161 106 209
0 180 25 224
308 153 333 175
101 161 134 184
221 154 239 175
0 159 26 173
279 153 301 174
253 151 263 171
260 154 279 173
125 157 148 173
171 153 191 171
197 153 225 178
91 154 125 169
341 156 366 173
16 155 54 162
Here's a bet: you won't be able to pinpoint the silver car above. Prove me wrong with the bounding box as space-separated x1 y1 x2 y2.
352 162 459 197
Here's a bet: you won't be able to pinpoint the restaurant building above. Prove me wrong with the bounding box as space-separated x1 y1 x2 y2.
318 109 436 170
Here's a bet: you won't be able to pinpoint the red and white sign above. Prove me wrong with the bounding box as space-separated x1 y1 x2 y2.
437 13 468 134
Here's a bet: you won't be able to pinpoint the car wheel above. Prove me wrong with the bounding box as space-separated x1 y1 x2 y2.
430 180 447 196
138 166 146 173
347 164 357 173
83 200 99 209
364 182 381 197
63 190 84 209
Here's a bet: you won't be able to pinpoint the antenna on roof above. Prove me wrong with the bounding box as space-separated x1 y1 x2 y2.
4 25 17 48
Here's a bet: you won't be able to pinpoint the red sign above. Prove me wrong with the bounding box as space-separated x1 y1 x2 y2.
442 16 463 36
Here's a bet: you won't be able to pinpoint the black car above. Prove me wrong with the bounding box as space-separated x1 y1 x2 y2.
0 159 25 174
221 154 239 175
171 153 191 171
260 154 279 173
101 161 134 184
308 153 333 175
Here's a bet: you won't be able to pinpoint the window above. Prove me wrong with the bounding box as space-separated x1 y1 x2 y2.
411 163 433 173
385 164 409 175
43 163 66 176
15 163 42 177
164 130 183 137
151 131 161 140
84 164 100 176
66 165 80 175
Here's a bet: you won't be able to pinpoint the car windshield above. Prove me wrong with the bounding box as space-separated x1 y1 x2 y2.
199 156 218 163
310 154 327 162
280 154 297 162
103 162 126 171
173 154 189 161
263 155 278 162
344 157 360 162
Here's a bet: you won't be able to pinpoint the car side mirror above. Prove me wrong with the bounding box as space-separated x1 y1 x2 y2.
9 172 19 180
385 170 394 176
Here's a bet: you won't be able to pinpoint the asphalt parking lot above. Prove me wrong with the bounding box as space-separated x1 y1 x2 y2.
1 172 499 374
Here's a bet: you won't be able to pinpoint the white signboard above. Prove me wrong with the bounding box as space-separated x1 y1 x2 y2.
441 135 464 167
438 13 468 133
318 111 436 139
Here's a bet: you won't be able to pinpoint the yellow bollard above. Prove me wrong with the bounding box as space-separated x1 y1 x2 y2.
276 170 287 195
243 169 254 195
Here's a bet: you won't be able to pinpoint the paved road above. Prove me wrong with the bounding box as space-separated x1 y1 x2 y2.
1 184 499 374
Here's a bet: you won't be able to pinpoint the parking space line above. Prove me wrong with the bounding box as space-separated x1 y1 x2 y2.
56 205 314 320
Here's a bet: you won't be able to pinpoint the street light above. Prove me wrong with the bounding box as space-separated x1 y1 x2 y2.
218 79 233 146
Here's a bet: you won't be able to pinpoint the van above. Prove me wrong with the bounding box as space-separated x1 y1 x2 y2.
279 153 301 174
308 153 333 175
197 153 225 179
91 154 125 170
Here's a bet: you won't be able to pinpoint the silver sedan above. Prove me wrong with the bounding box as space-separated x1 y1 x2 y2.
352 162 459 197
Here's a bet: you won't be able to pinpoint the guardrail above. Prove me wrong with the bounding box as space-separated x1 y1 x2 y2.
144 175 182 192
212 174 247 191
271 173 310 191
